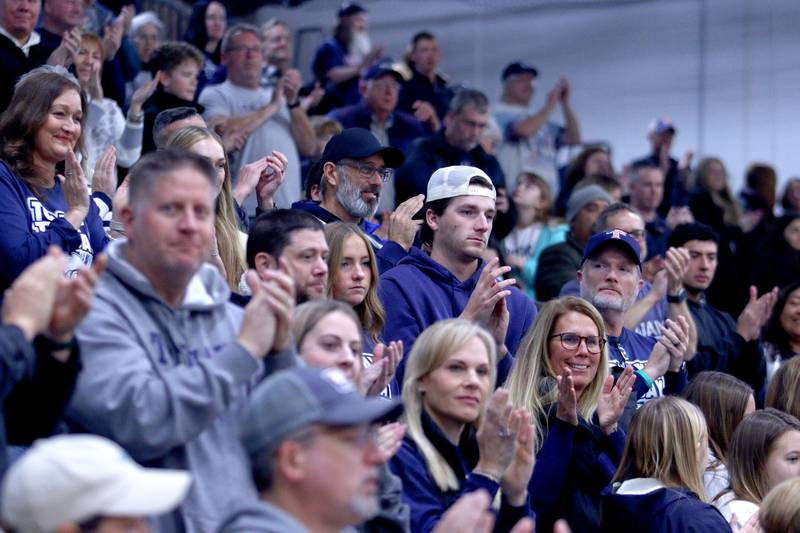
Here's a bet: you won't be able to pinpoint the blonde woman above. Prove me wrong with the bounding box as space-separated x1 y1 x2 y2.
759 477 800 533
716 409 800 528
505 296 634 532
388 319 535 533
601 396 731 533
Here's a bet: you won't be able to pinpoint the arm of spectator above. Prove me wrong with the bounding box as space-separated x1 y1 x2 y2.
282 69 317 157
663 247 698 360
508 86 559 139
67 284 277 461
326 46 383 84
412 100 441 133
47 28 81 68
623 273 664 332
558 78 581 145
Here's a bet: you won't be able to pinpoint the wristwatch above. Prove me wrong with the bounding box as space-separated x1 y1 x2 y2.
667 289 688 304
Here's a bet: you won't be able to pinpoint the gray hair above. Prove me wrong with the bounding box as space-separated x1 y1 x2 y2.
448 88 489 116
221 23 261 53
130 11 164 37
591 202 643 234
15 65 78 92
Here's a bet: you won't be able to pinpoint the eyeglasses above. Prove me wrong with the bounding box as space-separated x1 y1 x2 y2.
625 229 646 240
549 332 605 354
228 45 261 55
339 159 393 182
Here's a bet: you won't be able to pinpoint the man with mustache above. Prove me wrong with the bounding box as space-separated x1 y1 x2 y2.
293 127 421 273
577 229 690 423
379 165 537 394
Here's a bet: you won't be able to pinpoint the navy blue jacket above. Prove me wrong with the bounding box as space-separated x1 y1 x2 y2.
312 37 360 108
687 296 766 394
394 130 506 205
290 200 408 273
0 161 108 294
397 68 453 120
142 87 204 154
0 33 51 113
379 247 537 393
531 412 626 533
388 411 532 533
1 327 81 475
600 482 730 533
329 102 428 155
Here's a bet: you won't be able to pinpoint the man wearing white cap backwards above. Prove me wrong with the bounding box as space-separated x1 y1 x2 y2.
379 166 537 395
0 434 191 533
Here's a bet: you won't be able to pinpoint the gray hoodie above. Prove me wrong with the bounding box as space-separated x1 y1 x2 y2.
67 240 296 533
218 500 360 533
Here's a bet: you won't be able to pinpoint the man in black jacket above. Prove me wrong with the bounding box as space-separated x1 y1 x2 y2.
394 88 505 205
668 222 778 393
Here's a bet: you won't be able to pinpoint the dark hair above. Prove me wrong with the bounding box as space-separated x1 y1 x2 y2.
591 202 640 234
128 149 217 207
304 161 323 200
745 163 778 211
667 222 720 248
574 174 622 197
183 0 226 64
411 31 436 47
763 280 800 353
153 107 202 149
683 371 753 463
246 209 324 267
563 144 611 189
149 41 204 74
448 88 489 116
781 177 800 213
0 66 87 196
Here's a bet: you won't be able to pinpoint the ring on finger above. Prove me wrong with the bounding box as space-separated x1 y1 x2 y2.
498 427 511 439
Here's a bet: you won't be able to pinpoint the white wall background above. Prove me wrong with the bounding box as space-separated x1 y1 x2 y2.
253 0 800 195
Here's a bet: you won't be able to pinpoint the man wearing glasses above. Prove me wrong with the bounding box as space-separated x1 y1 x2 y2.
199 23 316 212
294 127 422 272
576 229 690 426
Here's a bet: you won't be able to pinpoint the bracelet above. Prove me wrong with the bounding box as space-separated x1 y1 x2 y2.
472 469 500 484
37 335 74 353
636 369 654 390
127 110 144 124
287 99 300 109
667 289 688 304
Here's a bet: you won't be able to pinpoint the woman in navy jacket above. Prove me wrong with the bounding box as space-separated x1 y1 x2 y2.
506 296 635 532
600 396 731 533
389 319 535 533
0 66 108 295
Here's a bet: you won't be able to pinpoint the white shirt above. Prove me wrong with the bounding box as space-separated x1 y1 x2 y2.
0 25 41 57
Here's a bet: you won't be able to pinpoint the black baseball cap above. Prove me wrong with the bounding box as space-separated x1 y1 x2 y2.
321 128 405 168
338 2 366 17
502 61 539 81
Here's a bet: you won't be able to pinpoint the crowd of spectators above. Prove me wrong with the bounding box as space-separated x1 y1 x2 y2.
0 0 799 532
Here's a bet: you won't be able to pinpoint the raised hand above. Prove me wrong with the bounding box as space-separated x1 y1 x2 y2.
61 151 90 230
485 297 510 357
92 146 117 198
555 367 578 426
282 68 302 104
255 151 289 208
48 254 107 353
663 247 690 295
596 365 635 434
387 194 424 251
237 270 278 358
361 340 403 397
48 28 81 67
658 316 690 371
2 247 69 341
412 100 440 131
254 261 296 352
475 389 518 480
460 258 515 325
500 410 535 506
737 285 779 341
129 78 158 117
87 64 104 101
375 422 405 463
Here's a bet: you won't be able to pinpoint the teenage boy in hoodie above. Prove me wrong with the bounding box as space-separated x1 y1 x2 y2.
67 149 297 533
219 366 404 533
379 165 538 393
292 127 423 273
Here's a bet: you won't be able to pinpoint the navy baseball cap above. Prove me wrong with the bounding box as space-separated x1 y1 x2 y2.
363 61 406 84
321 128 405 168
502 61 538 81
240 366 403 455
338 2 366 17
581 229 642 269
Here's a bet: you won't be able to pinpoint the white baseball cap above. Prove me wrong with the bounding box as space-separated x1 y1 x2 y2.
1 435 191 533
426 166 497 203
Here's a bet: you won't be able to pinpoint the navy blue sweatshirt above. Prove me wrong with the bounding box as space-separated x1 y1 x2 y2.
601 479 730 533
388 411 532 533
379 247 537 394
531 412 626 533
0 161 108 294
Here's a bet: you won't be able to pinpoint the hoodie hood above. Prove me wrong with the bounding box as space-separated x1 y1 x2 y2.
104 239 231 311
218 500 311 533
396 247 484 296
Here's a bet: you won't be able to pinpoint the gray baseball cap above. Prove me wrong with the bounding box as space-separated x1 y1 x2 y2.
240 366 403 455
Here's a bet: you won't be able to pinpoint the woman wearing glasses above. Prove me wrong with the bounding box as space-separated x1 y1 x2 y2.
505 296 635 532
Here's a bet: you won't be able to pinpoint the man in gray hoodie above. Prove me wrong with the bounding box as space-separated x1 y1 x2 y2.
67 149 297 533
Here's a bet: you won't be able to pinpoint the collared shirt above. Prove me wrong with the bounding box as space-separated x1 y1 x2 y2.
0 26 40 57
